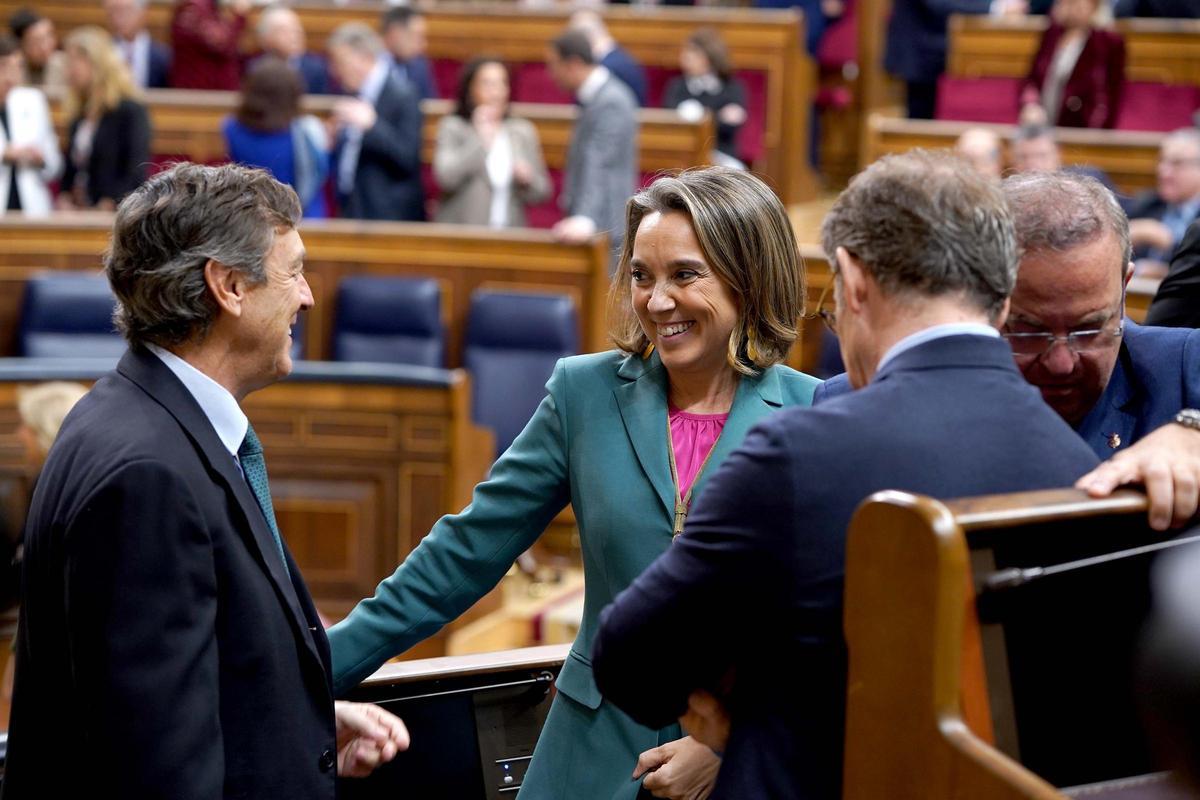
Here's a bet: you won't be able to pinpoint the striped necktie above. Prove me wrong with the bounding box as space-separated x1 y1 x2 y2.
238 424 290 577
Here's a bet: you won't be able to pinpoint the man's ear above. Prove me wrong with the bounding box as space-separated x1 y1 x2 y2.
992 297 1011 330
835 246 867 315
1123 260 1135 287
204 259 246 318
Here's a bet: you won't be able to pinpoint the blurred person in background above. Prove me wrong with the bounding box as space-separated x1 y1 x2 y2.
568 10 647 106
433 57 550 227
327 22 424 222
0 33 61 215
380 6 437 101
170 0 249 90
663 29 748 170
8 8 64 88
255 4 329 95
1019 0 1125 129
1126 129 1200 273
224 57 330 219
955 127 1003 180
57 26 151 211
1011 124 1116 191
104 0 171 90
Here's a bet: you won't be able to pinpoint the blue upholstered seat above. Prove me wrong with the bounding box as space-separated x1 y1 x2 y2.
332 276 444 367
464 291 579 456
19 272 126 358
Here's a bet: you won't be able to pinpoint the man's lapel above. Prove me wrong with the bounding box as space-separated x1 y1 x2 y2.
1076 343 1138 456
117 349 326 672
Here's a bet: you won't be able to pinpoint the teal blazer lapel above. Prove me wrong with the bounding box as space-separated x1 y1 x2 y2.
614 351 675 520
690 366 784 501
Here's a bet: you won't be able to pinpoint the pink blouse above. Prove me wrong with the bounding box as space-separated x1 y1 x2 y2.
669 406 729 498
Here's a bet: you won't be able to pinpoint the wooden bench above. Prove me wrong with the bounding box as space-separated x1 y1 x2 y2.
844 488 1186 798
0 359 497 655
41 88 713 177
863 114 1164 195
0 214 612 368
947 15 1200 85
1 0 816 203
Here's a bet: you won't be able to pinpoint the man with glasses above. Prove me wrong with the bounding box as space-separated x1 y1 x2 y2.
1126 128 1200 271
1002 171 1200 461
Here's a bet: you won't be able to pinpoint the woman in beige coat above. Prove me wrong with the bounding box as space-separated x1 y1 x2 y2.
433 57 551 227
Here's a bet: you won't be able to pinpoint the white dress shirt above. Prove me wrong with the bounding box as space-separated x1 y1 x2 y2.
875 322 1000 375
148 343 247 458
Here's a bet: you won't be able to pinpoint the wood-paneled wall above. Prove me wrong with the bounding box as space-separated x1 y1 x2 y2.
0 0 816 202
947 14 1200 85
0 215 612 367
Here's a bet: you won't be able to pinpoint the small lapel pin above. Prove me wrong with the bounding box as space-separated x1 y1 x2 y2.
1107 432 1122 450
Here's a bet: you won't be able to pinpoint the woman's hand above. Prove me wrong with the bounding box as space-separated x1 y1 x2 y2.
472 103 503 149
513 159 533 186
1019 102 1048 127
634 735 720 800
717 103 747 127
334 700 410 778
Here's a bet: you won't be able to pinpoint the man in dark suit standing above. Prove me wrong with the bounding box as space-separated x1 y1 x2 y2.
327 23 424 222
104 0 171 89
568 10 648 106
4 163 408 799
592 150 1100 799
546 29 637 252
380 7 438 101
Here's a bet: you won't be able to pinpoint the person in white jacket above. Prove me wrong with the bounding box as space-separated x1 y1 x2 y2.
0 33 62 216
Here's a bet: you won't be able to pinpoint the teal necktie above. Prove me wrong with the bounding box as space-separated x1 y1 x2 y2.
238 424 290 577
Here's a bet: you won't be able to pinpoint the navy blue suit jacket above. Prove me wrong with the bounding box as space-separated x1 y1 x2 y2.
883 0 992 83
147 39 171 89
337 72 425 222
592 335 1099 800
297 52 331 95
1075 320 1200 458
392 55 438 100
600 46 647 106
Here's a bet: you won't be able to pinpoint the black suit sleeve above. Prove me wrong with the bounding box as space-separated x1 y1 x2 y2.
592 420 796 728
1146 220 1200 328
361 84 422 178
66 459 223 799
91 101 151 206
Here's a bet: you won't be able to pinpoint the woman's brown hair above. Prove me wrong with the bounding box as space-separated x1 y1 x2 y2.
687 28 733 82
236 56 304 133
608 167 805 376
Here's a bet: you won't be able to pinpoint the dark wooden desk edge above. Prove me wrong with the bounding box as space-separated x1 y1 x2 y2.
360 643 572 687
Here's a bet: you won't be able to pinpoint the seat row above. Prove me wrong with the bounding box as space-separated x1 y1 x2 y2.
19 272 578 456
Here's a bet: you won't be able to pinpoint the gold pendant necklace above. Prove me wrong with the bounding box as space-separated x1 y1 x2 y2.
665 416 723 537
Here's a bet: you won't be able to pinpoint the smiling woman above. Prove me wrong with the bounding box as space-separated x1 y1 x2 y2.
327 166 820 800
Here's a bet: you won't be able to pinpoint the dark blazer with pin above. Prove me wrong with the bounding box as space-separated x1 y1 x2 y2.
5 347 338 799
591 335 1100 799
327 349 820 800
1074 320 1200 459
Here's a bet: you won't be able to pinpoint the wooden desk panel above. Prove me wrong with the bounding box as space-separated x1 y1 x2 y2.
947 14 1200 85
0 364 497 654
0 215 612 368
864 114 1164 195
0 0 815 203
42 89 713 174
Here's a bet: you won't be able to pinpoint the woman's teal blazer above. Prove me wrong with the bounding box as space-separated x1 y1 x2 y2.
328 349 819 799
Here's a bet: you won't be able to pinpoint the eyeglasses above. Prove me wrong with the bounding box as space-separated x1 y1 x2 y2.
803 280 837 334
1002 325 1123 357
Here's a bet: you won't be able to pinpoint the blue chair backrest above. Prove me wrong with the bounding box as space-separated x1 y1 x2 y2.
464 291 579 457
19 272 126 358
332 276 444 367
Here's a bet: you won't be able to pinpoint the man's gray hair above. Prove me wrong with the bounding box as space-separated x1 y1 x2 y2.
105 162 301 349
820 149 1017 318
257 4 299 39
327 21 385 58
1002 171 1131 276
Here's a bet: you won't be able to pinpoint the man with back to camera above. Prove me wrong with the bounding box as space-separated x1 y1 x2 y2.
591 150 1100 799
4 163 409 799
545 28 637 250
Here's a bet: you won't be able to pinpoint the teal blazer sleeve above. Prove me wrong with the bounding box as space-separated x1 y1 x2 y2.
328 359 573 695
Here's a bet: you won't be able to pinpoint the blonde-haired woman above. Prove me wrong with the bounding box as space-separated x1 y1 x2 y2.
57 26 150 210
330 166 820 800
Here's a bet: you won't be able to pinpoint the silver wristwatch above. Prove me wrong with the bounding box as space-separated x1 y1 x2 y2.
1174 409 1200 432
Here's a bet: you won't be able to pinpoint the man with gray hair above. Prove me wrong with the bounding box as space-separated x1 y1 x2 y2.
1002 171 1200 461
255 4 329 94
327 22 424 221
593 150 1097 799
5 163 409 799
104 0 170 89
1126 128 1200 268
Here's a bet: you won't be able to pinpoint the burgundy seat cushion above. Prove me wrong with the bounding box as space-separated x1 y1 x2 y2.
511 62 574 105
936 76 1020 124
1117 82 1200 131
